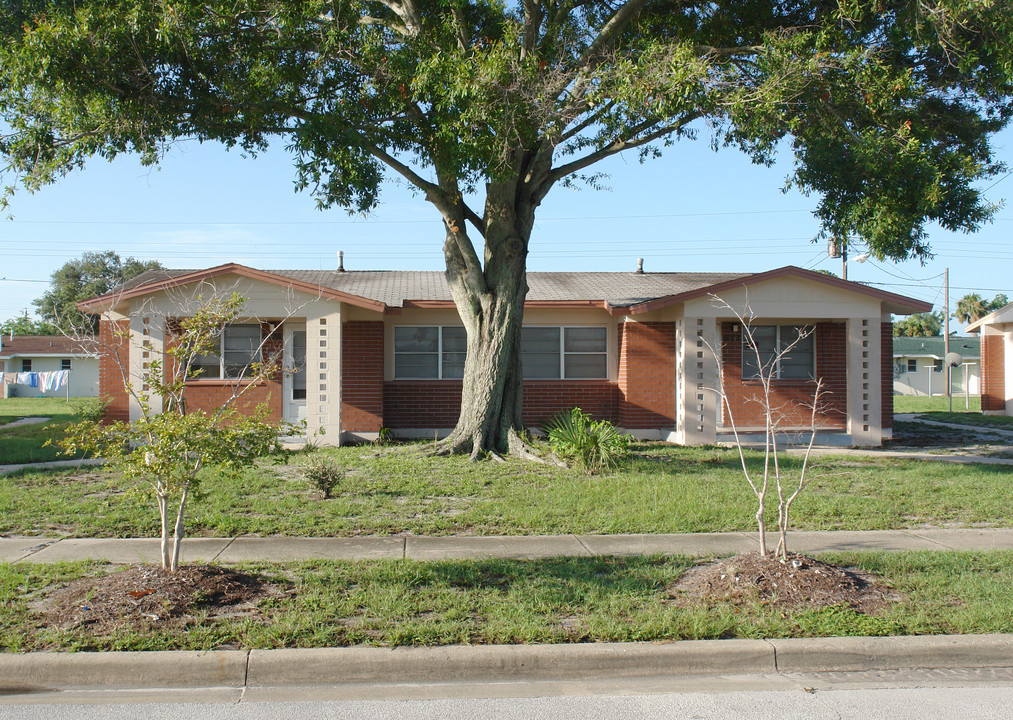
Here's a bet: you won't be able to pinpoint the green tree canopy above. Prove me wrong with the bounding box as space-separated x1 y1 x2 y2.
3 0 1011 454
953 291 1009 324
0 315 57 336
33 251 163 334
894 311 944 337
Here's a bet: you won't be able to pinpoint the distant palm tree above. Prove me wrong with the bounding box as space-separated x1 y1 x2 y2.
894 312 942 337
954 293 989 324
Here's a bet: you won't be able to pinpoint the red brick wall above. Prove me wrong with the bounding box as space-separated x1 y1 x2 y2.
720 322 847 429
383 380 619 428
881 323 893 430
617 321 676 428
176 321 283 423
342 321 385 432
98 318 131 422
981 334 1006 412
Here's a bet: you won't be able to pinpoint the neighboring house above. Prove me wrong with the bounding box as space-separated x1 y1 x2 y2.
0 335 100 398
892 336 980 397
79 263 930 447
966 303 1013 415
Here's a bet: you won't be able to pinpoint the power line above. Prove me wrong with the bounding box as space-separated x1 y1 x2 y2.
2 208 811 226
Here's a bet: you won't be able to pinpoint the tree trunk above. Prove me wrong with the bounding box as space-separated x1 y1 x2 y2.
437 182 536 458
158 493 171 570
169 486 189 573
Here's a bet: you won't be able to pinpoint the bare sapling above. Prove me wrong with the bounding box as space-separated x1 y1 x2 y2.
708 296 828 560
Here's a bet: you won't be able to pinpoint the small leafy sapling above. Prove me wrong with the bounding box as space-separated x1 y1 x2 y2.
61 291 281 572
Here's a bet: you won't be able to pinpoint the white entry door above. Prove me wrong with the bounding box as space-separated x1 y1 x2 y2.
283 325 307 426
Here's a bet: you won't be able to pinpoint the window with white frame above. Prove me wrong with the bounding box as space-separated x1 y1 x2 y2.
20 359 31 372
521 326 607 379
933 358 943 373
393 326 466 379
741 325 815 380
61 358 72 371
907 358 917 373
191 324 262 380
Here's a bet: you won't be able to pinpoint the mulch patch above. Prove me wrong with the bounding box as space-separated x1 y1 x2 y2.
38 564 277 634
667 552 898 613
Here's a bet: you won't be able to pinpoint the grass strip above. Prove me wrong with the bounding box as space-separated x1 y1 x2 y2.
3 444 1012 537
0 398 93 464
3 551 1011 652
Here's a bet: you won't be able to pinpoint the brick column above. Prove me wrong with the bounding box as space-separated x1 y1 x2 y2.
98 316 131 422
342 321 385 433
881 323 894 431
981 331 1006 413
617 320 676 431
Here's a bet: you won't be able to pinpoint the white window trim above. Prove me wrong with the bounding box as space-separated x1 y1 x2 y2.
742 324 816 380
393 325 465 380
192 323 263 380
522 325 608 380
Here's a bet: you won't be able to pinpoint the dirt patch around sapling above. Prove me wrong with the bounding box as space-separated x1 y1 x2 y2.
667 552 899 613
37 564 277 634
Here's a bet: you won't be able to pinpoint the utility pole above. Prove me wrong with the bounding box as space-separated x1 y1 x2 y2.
945 268 951 412
841 241 849 281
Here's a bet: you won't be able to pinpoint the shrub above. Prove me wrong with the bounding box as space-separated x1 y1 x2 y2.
72 397 109 423
544 407 631 475
303 458 345 498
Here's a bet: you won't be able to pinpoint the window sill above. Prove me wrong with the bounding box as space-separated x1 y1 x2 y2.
185 378 266 387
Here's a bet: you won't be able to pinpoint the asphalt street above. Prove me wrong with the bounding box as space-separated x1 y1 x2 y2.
3 685 1013 719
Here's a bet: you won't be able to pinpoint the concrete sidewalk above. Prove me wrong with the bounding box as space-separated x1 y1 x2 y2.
4 527 1013 565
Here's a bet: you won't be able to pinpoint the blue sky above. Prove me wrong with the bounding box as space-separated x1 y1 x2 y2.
1 125 1011 331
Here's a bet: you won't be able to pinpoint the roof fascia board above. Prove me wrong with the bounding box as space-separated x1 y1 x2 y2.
964 301 1013 333
625 266 933 316
78 263 388 314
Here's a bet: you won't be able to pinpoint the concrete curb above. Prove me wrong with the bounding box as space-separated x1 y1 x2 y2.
2 634 1012 693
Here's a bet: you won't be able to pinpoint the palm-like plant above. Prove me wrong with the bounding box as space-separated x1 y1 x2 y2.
954 293 989 324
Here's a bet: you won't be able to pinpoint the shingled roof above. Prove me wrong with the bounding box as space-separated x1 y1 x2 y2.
0 335 96 359
116 268 751 309
83 263 932 316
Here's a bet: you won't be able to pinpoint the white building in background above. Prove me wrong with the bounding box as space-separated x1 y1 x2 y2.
0 335 99 398
893 336 979 396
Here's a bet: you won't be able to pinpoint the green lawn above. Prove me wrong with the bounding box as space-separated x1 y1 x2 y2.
894 394 1013 429
3 551 1011 651
0 397 100 465
894 395 982 413
3 443 1012 537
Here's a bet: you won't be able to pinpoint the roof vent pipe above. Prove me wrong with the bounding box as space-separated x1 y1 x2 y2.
337 250 345 272
636 258 644 274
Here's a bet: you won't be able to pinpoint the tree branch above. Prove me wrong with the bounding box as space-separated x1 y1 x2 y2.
547 112 701 186
579 0 651 66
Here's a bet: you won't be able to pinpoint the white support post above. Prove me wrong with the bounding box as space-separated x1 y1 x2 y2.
847 317 882 446
304 306 342 444
675 316 718 445
129 311 164 420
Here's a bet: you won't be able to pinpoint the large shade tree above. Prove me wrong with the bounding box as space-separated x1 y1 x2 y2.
1 1 1010 456
34 251 164 334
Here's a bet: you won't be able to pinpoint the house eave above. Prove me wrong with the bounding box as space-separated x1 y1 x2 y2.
78 263 389 315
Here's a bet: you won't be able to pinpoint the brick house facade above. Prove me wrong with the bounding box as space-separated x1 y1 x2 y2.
966 306 1012 415
82 263 930 447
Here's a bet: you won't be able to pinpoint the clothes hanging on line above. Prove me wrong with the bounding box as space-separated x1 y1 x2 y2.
11 370 70 392
39 370 70 392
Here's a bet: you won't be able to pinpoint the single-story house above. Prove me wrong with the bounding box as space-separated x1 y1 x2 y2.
0 334 100 398
79 263 930 447
965 303 1013 415
893 336 980 396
